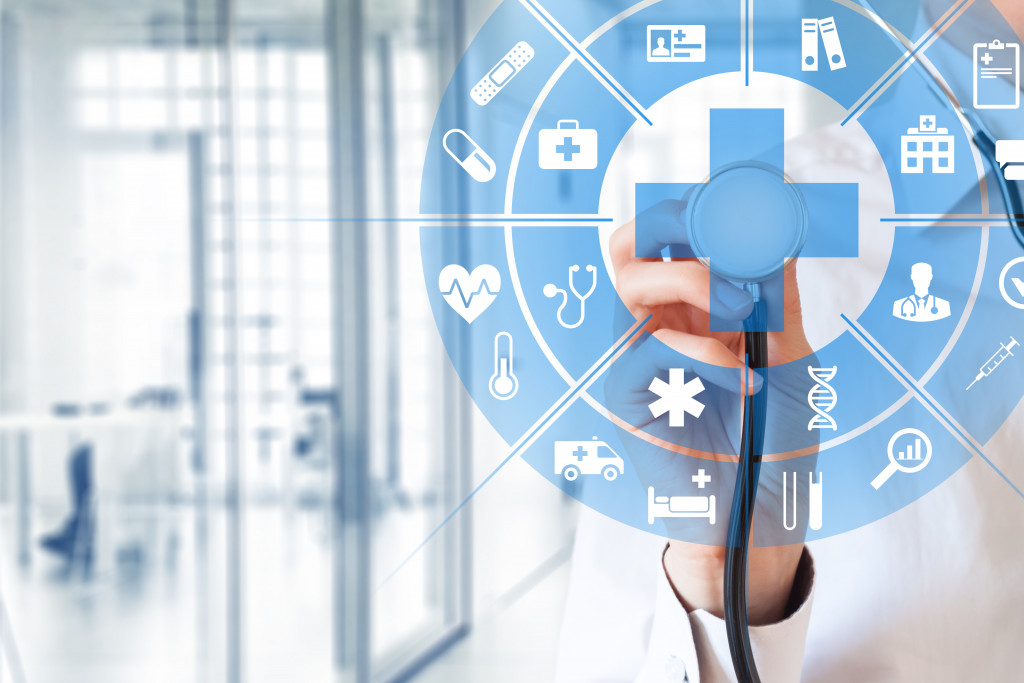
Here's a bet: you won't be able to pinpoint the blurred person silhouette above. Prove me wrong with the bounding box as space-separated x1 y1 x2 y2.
38 439 95 564
38 388 181 566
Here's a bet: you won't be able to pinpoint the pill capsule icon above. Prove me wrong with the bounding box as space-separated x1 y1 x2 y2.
443 129 496 183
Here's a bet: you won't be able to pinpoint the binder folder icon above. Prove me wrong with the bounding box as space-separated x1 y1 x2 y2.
974 40 1020 110
802 16 847 72
996 140 1024 180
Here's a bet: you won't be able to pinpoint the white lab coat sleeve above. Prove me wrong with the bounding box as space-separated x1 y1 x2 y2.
555 508 669 683
637 548 816 683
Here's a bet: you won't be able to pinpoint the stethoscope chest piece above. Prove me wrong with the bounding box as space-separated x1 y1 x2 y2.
687 162 809 284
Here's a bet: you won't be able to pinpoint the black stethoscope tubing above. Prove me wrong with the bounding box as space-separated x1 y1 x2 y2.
724 6 1024 682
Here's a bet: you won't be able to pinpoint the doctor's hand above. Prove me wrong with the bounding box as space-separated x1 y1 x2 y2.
610 199 814 370
609 199 812 625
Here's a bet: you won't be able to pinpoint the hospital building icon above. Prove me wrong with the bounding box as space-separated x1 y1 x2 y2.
901 115 955 174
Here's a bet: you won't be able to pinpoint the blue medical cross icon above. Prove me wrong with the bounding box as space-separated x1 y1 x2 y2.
635 109 860 332
557 137 582 162
572 446 588 461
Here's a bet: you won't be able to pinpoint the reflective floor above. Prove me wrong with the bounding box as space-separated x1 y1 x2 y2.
0 453 575 683
414 559 569 683
0 505 335 683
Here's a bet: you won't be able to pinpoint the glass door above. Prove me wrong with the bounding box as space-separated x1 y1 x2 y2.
329 0 472 680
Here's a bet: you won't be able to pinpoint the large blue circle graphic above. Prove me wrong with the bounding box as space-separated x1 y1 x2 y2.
419 0 1024 547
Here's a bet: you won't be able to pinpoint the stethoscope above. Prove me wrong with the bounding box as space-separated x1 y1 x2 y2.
683 162 808 683
543 264 597 329
853 0 1024 250
899 294 940 318
710 5 1024 683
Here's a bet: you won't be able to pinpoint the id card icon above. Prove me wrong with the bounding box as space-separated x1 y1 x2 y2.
647 25 706 63
974 40 1020 110
539 120 598 170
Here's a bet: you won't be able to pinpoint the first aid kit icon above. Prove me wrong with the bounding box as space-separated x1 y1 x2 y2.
538 120 598 170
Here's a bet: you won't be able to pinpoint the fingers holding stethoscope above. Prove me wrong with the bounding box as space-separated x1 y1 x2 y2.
616 261 753 321
610 198 695 266
611 199 755 321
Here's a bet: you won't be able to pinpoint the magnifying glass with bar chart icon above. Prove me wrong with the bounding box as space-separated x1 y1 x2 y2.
872 428 933 490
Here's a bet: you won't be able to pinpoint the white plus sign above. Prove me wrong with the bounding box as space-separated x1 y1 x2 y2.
982 52 994 65
692 469 711 489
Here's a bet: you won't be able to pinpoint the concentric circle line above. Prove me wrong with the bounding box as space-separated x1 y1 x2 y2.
502 1 665 392
500 3 988 458
839 0 976 126
420 0 1024 543
376 315 651 590
518 0 653 125
834 0 993 218
843 314 1024 502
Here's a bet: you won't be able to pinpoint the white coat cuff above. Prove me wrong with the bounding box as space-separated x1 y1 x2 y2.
638 548 815 683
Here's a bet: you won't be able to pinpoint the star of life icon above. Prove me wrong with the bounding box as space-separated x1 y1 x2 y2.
648 369 706 428
807 366 838 431
901 115 955 174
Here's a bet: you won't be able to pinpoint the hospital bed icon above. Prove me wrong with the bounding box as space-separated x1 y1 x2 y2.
647 486 716 526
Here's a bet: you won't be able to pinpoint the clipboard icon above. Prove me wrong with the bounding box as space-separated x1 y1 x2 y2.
974 39 1020 110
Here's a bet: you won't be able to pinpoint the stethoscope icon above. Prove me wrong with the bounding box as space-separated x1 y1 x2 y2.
898 294 939 318
543 265 597 329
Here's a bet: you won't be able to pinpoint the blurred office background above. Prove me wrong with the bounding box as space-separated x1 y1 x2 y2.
0 0 581 681
0 0 820 681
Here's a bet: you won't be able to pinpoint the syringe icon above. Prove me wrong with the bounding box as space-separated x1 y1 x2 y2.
966 337 1020 391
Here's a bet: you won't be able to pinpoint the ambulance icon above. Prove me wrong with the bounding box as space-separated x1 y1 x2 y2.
554 437 625 482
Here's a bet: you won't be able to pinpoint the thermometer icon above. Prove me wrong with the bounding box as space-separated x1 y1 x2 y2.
489 332 519 401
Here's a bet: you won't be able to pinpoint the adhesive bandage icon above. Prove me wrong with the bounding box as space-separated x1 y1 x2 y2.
471 41 535 106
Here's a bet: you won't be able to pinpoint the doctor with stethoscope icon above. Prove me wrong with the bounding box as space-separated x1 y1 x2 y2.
892 262 952 322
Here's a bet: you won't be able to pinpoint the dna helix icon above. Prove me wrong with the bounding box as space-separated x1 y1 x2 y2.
807 366 838 431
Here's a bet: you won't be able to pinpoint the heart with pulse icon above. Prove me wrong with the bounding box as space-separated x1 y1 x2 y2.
439 264 501 324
